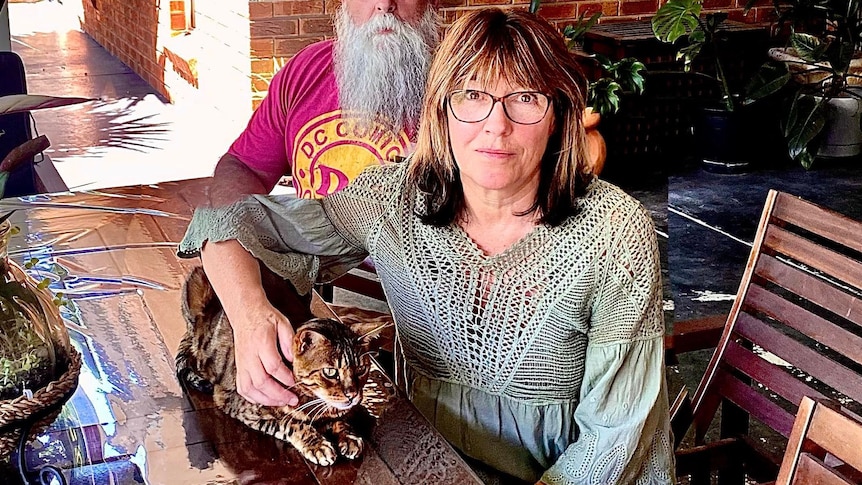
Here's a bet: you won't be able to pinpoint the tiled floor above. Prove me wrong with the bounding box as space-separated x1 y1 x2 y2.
667 156 862 396
9 1 249 191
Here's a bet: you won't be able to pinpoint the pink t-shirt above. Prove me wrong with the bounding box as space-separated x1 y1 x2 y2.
229 40 415 199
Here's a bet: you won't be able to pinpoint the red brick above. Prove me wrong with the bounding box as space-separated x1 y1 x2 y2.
440 0 467 7
467 0 512 5
249 1 273 19
619 0 658 15
273 0 325 16
577 2 619 17
250 38 274 56
537 2 577 19
300 16 334 35
250 18 298 37
251 75 273 92
702 0 732 9
274 37 322 57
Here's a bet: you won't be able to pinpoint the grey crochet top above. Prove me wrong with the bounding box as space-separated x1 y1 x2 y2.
178 162 675 484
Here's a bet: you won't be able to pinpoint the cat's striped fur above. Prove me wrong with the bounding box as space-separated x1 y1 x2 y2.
176 266 380 466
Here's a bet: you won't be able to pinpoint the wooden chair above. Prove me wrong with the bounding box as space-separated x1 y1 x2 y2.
775 396 862 485
671 189 862 484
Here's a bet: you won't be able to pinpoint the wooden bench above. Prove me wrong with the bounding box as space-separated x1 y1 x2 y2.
671 189 862 484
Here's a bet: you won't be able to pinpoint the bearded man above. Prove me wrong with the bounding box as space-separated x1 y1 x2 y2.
208 0 439 204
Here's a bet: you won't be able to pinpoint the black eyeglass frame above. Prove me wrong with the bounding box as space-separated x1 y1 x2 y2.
447 89 552 125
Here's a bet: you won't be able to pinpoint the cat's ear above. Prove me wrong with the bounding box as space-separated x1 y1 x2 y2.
348 319 393 346
295 328 326 355
182 266 218 322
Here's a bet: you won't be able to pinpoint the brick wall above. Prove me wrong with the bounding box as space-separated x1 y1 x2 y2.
80 0 775 116
80 0 252 119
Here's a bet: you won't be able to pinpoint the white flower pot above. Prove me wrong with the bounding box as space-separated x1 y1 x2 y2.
817 93 862 158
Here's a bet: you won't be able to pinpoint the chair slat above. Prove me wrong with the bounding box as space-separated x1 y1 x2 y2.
808 405 862 472
716 369 795 437
791 453 853 485
723 339 828 408
772 192 862 255
735 312 862 404
744 283 862 367
763 225 862 291
755 254 862 329
679 191 862 484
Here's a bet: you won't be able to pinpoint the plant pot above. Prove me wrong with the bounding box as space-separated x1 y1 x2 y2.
693 106 754 173
0 218 79 460
816 93 862 159
769 47 862 87
583 107 607 176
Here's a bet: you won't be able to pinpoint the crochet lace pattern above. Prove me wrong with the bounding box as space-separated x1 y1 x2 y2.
178 162 673 484
321 164 665 403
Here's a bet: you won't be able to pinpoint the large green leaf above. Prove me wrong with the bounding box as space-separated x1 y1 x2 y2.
563 11 602 44
0 94 93 116
588 78 622 116
785 95 826 162
652 0 702 44
744 61 791 102
791 33 826 62
529 0 541 13
614 58 646 95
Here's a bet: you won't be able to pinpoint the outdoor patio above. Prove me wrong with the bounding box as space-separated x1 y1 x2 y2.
4 0 862 483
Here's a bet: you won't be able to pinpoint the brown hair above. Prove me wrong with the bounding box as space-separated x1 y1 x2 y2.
408 7 591 227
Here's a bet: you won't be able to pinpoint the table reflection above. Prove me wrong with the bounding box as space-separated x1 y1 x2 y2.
0 180 482 484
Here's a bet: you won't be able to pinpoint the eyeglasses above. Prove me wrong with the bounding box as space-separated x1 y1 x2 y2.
448 90 551 125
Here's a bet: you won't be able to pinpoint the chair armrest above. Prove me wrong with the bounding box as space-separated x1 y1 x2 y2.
665 314 727 365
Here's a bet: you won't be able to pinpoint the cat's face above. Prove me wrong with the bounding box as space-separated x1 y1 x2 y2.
292 318 377 410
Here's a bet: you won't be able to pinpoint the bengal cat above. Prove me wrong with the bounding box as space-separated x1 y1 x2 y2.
176 266 383 466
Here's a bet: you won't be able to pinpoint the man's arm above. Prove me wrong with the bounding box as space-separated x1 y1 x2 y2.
201 238 300 407
206 153 284 207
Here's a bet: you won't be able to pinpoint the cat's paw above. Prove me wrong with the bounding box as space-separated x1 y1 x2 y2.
338 433 364 460
302 438 338 466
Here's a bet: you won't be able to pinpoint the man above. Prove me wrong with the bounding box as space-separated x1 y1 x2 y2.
198 0 439 408
208 0 439 206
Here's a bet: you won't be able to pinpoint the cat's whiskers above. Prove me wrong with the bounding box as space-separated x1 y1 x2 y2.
309 401 332 422
291 400 329 428
291 398 325 415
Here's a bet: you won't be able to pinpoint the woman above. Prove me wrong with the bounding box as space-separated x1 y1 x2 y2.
180 8 674 484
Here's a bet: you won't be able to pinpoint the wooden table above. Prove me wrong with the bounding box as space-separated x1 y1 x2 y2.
0 178 483 484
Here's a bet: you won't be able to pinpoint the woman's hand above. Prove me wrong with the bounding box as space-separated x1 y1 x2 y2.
231 299 299 406
201 238 299 407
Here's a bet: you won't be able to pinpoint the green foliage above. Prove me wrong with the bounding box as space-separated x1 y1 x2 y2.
0 313 51 397
652 0 736 111
562 11 602 47
743 0 862 167
651 0 702 45
529 4 647 117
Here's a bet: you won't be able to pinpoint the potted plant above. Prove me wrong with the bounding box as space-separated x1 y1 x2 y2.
651 0 772 172
744 0 862 168
0 92 88 461
530 1 647 175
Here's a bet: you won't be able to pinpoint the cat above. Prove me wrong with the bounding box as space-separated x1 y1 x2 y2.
176 266 383 466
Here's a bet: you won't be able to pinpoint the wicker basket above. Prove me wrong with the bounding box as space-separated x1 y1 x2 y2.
0 349 81 460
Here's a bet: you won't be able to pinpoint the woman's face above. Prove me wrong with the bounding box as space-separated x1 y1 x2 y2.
447 79 554 197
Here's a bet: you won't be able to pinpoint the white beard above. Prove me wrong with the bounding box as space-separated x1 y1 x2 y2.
334 7 438 134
